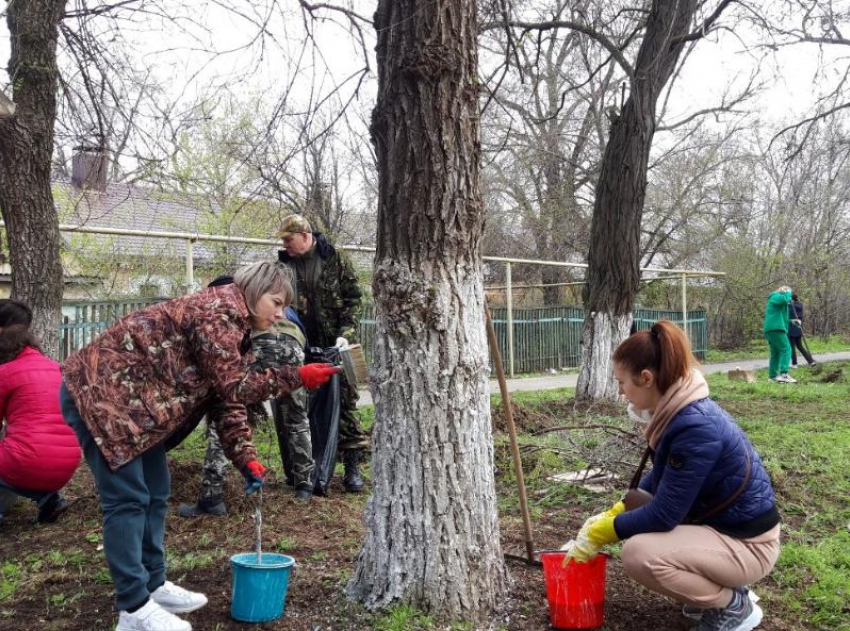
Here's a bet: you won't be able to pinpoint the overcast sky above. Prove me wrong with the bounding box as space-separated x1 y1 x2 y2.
1 4 844 146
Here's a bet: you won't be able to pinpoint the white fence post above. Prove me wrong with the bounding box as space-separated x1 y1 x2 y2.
681 272 688 340
506 262 515 377
186 239 195 292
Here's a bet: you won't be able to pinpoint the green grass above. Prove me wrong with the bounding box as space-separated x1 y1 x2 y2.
372 604 434 631
705 334 850 363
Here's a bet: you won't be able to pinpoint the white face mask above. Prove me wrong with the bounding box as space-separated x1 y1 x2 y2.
627 403 652 425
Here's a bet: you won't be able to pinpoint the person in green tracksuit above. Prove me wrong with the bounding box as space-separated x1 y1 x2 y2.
763 286 796 383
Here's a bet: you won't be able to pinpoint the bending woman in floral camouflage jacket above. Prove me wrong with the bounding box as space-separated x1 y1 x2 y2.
60 262 338 631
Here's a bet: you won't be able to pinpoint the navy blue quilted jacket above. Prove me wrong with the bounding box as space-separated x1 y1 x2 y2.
615 398 776 539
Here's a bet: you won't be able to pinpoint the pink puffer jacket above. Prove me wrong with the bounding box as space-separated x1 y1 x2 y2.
0 347 81 492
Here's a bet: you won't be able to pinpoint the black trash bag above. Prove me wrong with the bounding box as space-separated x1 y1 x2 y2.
275 381 341 495
308 373 341 496
276 347 342 495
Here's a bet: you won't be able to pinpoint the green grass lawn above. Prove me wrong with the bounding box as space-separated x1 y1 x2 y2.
705 335 850 363
500 362 850 631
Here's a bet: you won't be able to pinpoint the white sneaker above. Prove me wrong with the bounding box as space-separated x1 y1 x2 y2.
776 373 797 383
150 581 208 614
115 600 191 631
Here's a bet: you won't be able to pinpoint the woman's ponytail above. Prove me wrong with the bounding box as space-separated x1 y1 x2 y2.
614 319 694 393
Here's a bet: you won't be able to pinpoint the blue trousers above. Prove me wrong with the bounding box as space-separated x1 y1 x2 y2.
60 383 169 611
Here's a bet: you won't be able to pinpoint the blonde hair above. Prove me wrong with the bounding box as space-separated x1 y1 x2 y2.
777 285 792 294
233 262 293 315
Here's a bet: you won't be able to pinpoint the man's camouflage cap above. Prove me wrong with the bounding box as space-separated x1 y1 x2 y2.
276 214 313 239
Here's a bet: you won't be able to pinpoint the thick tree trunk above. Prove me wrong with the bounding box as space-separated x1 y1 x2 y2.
348 0 507 619
0 3 65 358
577 0 698 399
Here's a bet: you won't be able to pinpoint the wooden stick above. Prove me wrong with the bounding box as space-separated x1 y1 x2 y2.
485 306 535 563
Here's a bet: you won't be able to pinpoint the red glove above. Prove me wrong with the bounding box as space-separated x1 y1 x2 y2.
245 461 266 477
240 460 267 494
298 363 341 390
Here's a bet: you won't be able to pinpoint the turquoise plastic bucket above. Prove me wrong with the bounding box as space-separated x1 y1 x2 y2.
230 553 295 622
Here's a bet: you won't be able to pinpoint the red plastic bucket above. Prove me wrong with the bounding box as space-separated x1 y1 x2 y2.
540 551 608 630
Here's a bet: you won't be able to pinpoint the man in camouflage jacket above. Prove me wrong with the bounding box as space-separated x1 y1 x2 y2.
276 214 369 492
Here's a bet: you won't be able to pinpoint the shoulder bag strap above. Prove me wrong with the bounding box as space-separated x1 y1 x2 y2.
691 446 752 523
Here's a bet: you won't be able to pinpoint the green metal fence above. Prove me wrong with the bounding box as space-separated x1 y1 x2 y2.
60 300 707 371
60 298 165 361
357 304 707 374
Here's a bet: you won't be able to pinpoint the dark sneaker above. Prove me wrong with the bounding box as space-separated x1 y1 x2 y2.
693 588 763 631
684 590 760 620
177 496 226 518
36 493 68 523
294 483 313 502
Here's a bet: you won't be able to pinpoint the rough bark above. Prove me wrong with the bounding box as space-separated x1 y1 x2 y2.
577 0 699 399
347 0 507 619
0 2 65 357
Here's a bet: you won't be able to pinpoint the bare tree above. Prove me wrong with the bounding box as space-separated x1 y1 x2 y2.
0 1 66 357
480 0 619 304
347 0 507 618
485 0 740 398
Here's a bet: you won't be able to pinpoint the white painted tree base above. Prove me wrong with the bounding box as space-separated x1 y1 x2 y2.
576 311 632 401
347 261 507 617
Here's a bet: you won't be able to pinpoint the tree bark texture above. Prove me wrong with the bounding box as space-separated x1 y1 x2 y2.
577 0 699 399
348 0 507 619
0 2 65 357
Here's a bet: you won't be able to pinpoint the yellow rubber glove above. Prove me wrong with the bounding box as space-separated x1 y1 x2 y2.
567 515 620 563
604 501 626 518
585 514 620 548
563 501 626 565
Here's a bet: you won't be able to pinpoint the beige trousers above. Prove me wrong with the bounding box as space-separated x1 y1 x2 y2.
621 523 781 608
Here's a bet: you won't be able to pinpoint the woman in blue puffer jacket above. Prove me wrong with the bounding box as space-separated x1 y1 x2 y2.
565 320 780 631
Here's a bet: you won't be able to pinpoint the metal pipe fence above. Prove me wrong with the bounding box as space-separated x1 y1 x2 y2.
35 223 720 367
60 300 707 371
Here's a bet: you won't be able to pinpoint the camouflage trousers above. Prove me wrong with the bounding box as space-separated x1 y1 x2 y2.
337 374 369 452
199 334 314 500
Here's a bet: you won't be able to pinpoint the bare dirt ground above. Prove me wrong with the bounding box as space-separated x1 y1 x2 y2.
0 401 808 631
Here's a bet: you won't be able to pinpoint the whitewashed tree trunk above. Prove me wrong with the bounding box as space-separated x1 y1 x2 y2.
578 0 699 400
576 312 632 401
347 0 506 620
348 261 506 614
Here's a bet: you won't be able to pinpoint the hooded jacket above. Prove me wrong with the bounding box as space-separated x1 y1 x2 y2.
763 290 792 333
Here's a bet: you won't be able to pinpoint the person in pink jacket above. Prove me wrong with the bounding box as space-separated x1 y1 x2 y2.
0 299 80 526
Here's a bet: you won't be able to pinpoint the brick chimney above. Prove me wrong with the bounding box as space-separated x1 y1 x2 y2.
71 146 107 191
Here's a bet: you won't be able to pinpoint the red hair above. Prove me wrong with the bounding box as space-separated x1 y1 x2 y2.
613 320 694 394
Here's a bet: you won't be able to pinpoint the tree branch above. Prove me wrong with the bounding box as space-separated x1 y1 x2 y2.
770 100 850 156
670 0 738 46
480 18 634 78
298 1 370 25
